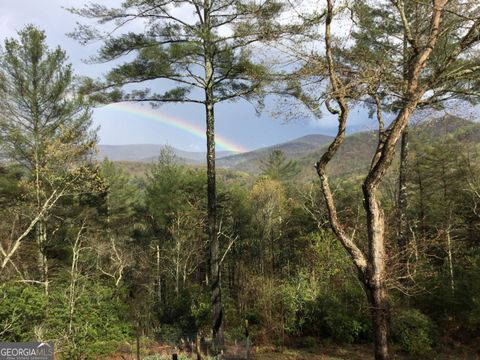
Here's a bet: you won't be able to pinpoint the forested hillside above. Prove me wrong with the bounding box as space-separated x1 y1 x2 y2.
1 1 480 360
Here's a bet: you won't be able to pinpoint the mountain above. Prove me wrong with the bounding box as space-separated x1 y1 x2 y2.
97 117 480 180
295 115 480 181
96 144 235 164
216 134 334 172
218 116 480 181
413 115 480 143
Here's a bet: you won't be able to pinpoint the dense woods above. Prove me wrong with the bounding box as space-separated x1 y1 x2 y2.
0 1 480 359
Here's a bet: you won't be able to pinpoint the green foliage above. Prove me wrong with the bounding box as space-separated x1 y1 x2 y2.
145 147 206 230
0 283 45 341
323 306 369 344
0 25 96 170
190 286 212 332
101 159 141 220
155 286 211 343
45 279 132 359
458 253 480 336
391 309 435 357
69 0 281 105
0 165 24 206
316 287 371 344
260 150 299 181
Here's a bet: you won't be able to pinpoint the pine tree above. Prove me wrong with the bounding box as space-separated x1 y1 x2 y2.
0 25 99 295
69 0 283 348
260 150 298 181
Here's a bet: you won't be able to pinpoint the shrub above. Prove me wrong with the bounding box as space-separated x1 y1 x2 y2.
315 285 371 344
324 309 369 344
0 283 45 341
392 308 435 357
45 279 132 359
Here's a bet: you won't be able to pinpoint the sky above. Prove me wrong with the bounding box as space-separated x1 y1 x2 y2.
0 0 378 153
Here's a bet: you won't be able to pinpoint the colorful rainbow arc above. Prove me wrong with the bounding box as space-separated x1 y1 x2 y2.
107 102 247 153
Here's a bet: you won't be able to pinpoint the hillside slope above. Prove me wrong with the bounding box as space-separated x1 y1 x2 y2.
216 134 334 172
295 115 480 181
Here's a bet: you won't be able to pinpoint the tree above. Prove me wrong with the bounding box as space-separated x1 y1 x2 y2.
260 150 299 181
97 160 140 289
249 177 287 276
69 0 282 348
288 1 480 359
144 149 209 321
0 25 99 296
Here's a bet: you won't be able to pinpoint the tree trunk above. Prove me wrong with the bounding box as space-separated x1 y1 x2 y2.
203 0 223 349
205 92 223 351
206 98 223 350
156 244 162 303
195 334 203 360
36 221 49 299
136 320 141 360
446 227 455 293
414 156 426 237
363 187 390 360
367 283 390 360
397 126 409 249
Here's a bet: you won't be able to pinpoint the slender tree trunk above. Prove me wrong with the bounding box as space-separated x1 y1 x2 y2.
136 320 141 360
68 223 85 336
397 21 410 250
397 126 409 249
34 136 49 299
270 235 275 276
36 221 49 299
175 245 180 298
206 97 223 350
195 334 203 360
446 227 455 293
156 244 162 303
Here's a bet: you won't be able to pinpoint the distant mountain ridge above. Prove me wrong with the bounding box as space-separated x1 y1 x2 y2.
96 134 334 165
96 144 236 164
216 134 334 171
97 117 480 179
294 115 480 181
218 116 480 179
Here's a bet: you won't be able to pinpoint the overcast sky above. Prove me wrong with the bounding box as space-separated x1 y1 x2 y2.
0 0 378 152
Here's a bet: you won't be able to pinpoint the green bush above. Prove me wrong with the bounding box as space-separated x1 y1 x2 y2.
314 284 371 344
45 279 132 359
392 309 435 357
0 283 45 341
324 310 369 344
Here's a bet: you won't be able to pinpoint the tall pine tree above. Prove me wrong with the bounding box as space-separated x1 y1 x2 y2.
69 0 283 349
0 25 98 296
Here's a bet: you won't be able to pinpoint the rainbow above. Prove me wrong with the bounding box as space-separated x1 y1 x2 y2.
107 102 247 153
